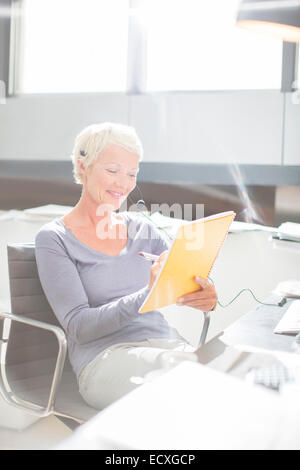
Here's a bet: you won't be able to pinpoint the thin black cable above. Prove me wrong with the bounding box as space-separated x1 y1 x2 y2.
128 190 174 241
208 278 281 308
135 183 145 202
127 184 144 207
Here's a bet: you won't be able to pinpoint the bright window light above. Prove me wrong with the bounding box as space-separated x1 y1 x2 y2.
19 0 129 93
142 0 283 91
18 0 283 94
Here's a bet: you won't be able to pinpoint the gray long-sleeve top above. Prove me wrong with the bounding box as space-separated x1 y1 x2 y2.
35 211 182 379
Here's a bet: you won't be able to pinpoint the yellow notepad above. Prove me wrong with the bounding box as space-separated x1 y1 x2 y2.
139 211 235 313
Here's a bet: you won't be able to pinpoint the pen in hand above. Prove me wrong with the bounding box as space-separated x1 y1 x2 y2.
138 251 159 262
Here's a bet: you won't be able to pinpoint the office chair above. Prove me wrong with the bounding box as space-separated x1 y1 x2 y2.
0 243 98 428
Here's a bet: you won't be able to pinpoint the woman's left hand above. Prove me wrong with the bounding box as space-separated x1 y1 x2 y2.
176 276 217 312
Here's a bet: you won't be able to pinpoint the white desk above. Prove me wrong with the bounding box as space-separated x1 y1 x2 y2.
55 360 300 450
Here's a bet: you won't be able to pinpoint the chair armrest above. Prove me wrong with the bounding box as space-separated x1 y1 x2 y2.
0 311 67 418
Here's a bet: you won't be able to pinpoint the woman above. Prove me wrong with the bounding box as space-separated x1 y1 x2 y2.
35 122 217 410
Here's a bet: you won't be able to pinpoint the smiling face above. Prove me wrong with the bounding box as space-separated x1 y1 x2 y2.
80 143 140 211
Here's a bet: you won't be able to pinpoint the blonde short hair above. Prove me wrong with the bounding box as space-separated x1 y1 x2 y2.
71 122 144 184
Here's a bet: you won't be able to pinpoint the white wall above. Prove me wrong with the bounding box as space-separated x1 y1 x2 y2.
130 91 284 164
283 92 300 165
1 90 297 166
0 93 128 160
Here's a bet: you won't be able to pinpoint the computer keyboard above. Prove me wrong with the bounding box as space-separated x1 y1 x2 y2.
273 300 300 335
246 363 295 391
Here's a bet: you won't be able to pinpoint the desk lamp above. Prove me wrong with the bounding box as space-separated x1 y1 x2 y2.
236 0 300 42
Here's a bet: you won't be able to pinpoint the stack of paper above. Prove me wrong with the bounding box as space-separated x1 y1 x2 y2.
229 221 278 233
276 222 300 243
24 204 73 219
148 211 188 238
273 300 300 334
149 211 278 235
149 211 187 228
0 205 73 223
271 222 300 251
273 280 300 299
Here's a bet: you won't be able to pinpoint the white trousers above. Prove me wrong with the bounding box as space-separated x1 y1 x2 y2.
78 338 197 409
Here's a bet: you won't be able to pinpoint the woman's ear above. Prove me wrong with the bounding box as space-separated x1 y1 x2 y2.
78 157 85 176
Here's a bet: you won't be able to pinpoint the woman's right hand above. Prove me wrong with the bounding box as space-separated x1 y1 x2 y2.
147 250 169 291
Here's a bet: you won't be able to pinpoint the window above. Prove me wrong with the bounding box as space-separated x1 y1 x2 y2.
18 0 129 93
141 0 283 91
16 0 283 94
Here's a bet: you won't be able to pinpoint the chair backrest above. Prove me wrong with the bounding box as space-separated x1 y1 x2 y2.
5 243 98 422
6 243 68 405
